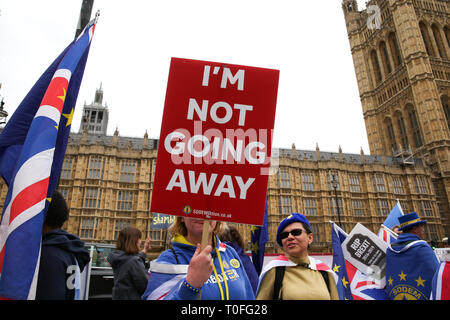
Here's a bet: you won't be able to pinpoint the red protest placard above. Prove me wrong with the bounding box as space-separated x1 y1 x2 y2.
150 57 279 226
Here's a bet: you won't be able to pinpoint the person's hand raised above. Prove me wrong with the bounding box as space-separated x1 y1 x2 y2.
143 237 152 254
186 244 213 288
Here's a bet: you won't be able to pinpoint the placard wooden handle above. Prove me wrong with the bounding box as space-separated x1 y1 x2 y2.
201 220 210 250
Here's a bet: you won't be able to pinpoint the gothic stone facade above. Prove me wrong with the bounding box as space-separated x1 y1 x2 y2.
1 132 444 253
342 0 450 234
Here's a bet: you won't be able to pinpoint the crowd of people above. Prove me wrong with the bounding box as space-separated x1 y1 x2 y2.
36 190 449 300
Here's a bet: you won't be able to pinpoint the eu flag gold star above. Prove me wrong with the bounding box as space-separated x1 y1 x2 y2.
333 264 341 273
398 271 407 281
415 276 426 287
388 277 393 286
63 108 74 127
252 242 259 253
342 277 349 288
250 225 258 236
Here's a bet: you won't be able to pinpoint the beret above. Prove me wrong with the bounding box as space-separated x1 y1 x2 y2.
276 213 310 246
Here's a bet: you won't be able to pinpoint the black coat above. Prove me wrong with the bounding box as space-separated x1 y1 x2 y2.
107 250 149 300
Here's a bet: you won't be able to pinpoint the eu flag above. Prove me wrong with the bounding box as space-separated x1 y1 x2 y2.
0 17 97 300
386 233 440 300
251 200 268 275
383 201 403 230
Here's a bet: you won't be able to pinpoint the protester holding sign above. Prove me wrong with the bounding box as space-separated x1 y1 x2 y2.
385 212 440 300
151 58 279 227
142 217 255 300
256 213 338 300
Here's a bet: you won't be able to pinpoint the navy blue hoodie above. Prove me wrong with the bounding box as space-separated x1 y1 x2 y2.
35 229 90 300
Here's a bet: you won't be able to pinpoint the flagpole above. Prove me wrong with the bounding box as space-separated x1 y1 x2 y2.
75 0 94 39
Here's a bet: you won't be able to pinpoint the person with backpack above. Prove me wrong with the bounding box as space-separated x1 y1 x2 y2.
256 213 339 300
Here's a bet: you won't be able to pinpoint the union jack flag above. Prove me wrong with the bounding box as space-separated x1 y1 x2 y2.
377 224 398 245
331 222 389 300
431 262 450 300
0 17 97 300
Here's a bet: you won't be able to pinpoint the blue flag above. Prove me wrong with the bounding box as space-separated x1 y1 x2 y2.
251 200 268 275
0 18 97 300
383 201 403 230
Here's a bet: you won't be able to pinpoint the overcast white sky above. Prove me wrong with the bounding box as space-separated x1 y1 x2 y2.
0 0 371 154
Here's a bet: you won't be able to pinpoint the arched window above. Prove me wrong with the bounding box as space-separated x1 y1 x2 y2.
419 22 435 57
441 95 450 130
371 49 382 83
385 117 397 153
431 24 447 59
444 26 450 49
388 32 402 67
379 41 392 75
395 111 409 150
406 104 423 148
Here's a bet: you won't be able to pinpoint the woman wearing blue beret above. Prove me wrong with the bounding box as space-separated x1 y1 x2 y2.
256 213 339 300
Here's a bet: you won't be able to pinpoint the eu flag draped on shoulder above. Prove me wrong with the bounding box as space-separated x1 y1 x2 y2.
0 16 98 300
331 222 389 300
251 200 269 275
385 212 440 300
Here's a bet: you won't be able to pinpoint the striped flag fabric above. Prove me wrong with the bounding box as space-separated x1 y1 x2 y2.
431 262 450 300
377 224 398 245
0 17 97 300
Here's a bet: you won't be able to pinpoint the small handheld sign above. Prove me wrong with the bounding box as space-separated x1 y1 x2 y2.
151 58 279 227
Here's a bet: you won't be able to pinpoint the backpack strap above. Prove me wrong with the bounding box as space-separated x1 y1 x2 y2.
272 266 285 300
318 270 330 294
170 247 180 264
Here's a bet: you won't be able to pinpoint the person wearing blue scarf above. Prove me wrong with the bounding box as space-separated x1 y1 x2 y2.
385 212 440 300
142 217 255 300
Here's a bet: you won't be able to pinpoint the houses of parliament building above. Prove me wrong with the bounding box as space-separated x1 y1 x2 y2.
0 0 448 253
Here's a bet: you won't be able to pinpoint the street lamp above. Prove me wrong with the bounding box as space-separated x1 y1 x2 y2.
0 98 8 125
331 174 343 229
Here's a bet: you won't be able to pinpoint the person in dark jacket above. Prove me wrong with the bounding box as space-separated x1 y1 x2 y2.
219 225 259 294
35 190 91 300
108 227 151 300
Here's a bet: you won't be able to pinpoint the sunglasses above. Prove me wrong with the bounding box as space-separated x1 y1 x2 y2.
279 228 305 240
